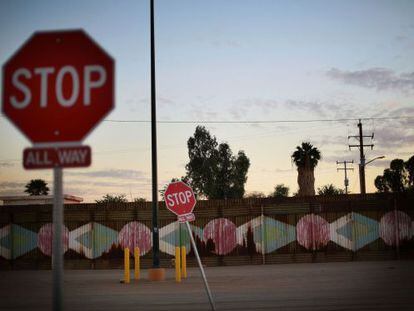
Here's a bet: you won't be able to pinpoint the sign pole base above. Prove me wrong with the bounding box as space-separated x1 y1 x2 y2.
147 268 165 281
185 221 216 311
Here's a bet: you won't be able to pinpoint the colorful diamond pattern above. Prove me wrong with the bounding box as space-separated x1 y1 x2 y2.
1 212 413 259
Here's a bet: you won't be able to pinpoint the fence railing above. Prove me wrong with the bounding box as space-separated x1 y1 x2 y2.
0 193 413 269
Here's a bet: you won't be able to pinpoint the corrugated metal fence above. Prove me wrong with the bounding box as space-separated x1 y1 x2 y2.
0 193 413 269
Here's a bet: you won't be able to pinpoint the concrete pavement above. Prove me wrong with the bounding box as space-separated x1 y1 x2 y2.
1 261 413 310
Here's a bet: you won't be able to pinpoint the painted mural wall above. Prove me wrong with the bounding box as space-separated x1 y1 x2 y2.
1 208 413 262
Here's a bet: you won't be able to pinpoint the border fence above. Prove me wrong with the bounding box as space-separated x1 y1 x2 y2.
0 193 413 270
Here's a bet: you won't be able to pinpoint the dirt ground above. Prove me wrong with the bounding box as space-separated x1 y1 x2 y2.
1 260 413 310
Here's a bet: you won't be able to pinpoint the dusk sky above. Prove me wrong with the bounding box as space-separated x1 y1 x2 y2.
1 0 414 202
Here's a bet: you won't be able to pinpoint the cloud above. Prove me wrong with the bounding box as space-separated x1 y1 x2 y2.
190 103 219 120
126 96 176 110
0 181 26 189
230 98 359 120
387 106 414 118
316 134 351 148
394 35 409 43
326 68 414 93
375 127 414 150
211 39 241 48
273 168 295 174
286 100 328 117
0 162 14 167
0 181 26 196
65 169 149 181
158 96 177 107
65 179 144 188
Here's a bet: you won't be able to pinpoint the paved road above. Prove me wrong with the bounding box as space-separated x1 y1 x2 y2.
1 261 413 310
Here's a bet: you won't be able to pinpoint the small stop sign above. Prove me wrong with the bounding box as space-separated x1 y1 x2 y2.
164 181 196 220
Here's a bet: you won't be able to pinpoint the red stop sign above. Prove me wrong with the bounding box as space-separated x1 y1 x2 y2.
2 30 114 143
164 181 196 217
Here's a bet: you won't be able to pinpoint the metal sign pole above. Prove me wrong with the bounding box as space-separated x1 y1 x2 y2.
185 221 216 311
52 167 63 311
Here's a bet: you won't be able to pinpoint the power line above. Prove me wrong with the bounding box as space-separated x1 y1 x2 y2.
103 116 414 124
2 113 413 124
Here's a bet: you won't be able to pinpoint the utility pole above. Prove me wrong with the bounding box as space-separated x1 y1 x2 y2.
336 160 354 194
348 119 374 195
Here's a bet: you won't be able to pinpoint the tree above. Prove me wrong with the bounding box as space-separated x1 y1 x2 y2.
244 191 266 199
133 197 146 203
291 142 321 196
374 175 389 193
317 184 344 196
24 179 49 196
271 184 289 198
185 126 250 199
405 155 414 187
95 194 128 204
375 157 413 193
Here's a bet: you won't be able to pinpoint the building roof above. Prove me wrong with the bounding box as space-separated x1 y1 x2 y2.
0 194 83 205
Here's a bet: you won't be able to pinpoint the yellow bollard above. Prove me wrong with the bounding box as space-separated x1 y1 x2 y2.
181 246 187 278
134 247 140 280
175 246 181 283
124 248 130 284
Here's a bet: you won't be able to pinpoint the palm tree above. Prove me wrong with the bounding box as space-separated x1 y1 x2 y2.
24 179 49 196
291 142 321 196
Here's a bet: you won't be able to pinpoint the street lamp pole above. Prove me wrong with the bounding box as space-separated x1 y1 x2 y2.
365 156 385 166
147 0 165 281
361 155 385 194
150 0 159 269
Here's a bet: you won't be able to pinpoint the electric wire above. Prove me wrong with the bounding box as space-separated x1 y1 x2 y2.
103 116 414 124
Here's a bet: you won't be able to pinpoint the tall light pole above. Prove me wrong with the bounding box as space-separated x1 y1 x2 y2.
148 0 164 281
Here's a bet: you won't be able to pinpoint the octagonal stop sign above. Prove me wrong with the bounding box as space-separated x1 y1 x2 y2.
164 181 196 222
2 30 114 144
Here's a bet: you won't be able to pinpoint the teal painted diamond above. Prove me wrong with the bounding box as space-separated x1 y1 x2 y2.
160 222 203 255
353 213 379 250
253 217 296 253
69 222 118 259
92 223 118 258
0 231 11 250
76 231 92 249
12 224 37 259
337 222 353 240
332 213 379 251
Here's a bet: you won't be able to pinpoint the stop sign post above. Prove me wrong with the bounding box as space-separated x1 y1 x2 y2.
2 30 114 311
164 181 215 310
